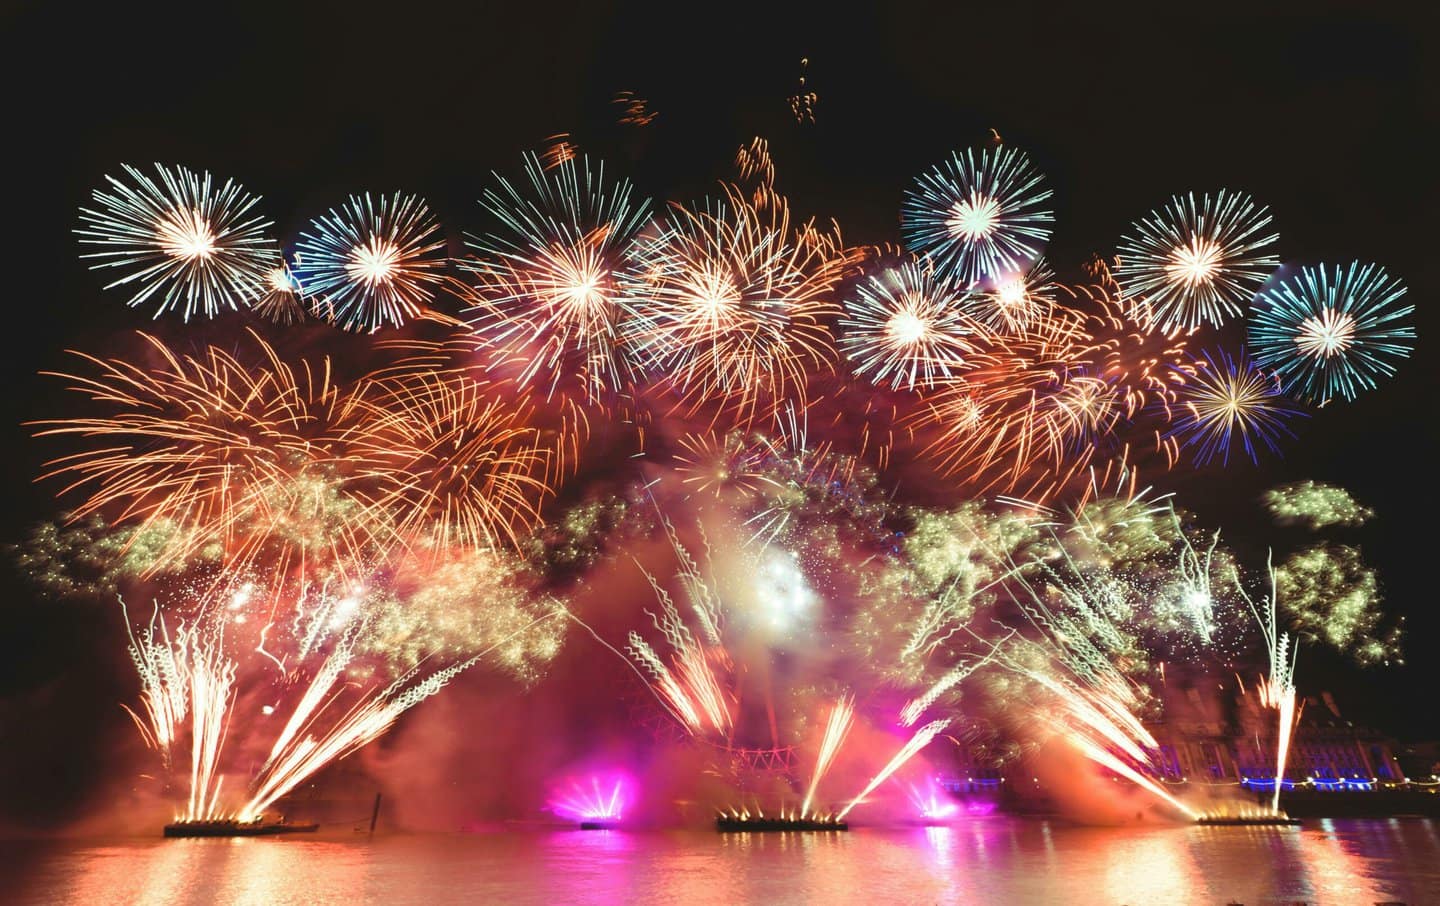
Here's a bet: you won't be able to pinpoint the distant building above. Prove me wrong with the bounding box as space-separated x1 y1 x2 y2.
1147 679 1405 791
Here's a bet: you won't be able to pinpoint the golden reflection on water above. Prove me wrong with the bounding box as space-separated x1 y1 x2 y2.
11 819 1437 905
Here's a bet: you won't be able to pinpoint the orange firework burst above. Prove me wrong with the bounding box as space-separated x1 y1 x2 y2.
338 372 557 552
622 185 854 428
30 330 366 570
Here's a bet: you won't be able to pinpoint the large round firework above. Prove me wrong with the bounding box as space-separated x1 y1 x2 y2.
1116 190 1279 332
30 330 351 568
620 187 850 421
77 163 280 320
464 152 653 400
294 192 447 332
838 260 989 391
338 373 556 551
1167 348 1306 466
1248 261 1414 403
900 146 1054 285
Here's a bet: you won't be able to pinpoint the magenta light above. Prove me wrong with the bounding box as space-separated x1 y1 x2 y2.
548 774 631 822
906 782 959 821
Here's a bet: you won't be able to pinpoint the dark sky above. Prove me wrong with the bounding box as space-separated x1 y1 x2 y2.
1 1 1435 824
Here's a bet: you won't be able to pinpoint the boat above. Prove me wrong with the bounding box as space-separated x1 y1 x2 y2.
163 818 320 838
715 816 848 832
1195 815 1301 827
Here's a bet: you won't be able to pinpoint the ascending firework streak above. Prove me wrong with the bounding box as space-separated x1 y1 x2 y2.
801 694 855 817
1237 554 1300 813
899 647 1005 727
240 652 480 821
837 719 951 820
122 602 236 821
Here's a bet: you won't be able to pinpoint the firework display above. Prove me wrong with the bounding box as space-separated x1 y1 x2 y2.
294 193 447 332
1249 261 1415 403
78 164 280 320
901 146 1054 285
41 126 1417 832
1115 190 1279 332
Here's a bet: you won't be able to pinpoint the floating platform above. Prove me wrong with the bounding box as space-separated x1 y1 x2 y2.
163 819 320 838
715 816 848 832
578 820 621 830
1195 815 1301 827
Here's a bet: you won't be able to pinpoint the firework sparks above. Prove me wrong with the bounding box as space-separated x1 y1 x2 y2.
801 695 855 817
77 163 279 320
839 260 987 391
901 146 1053 284
464 152 652 399
837 719 951 820
295 192 447 332
1262 481 1374 531
1249 261 1414 403
621 187 850 422
1168 348 1306 466
1116 190 1279 331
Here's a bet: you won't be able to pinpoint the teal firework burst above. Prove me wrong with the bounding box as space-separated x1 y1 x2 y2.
901 146 1053 285
1248 262 1414 403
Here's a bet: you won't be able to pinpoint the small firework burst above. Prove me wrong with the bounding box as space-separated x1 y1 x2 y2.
295 192 446 332
1168 348 1306 465
969 257 1057 334
1116 190 1279 332
1248 262 1414 402
464 152 652 400
251 263 307 326
901 146 1053 284
838 260 987 391
612 91 657 126
77 163 279 320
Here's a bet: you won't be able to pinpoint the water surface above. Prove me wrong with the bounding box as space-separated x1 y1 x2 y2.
7 818 1438 904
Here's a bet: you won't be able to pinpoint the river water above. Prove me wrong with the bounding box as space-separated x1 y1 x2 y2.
6 818 1438 904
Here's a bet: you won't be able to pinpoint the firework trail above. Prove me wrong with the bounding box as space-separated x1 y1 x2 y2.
901 145 1053 284
837 719 951 820
464 152 653 400
1249 261 1415 403
1116 190 1279 332
77 163 279 320
801 694 855 817
1237 555 1301 813
295 192 447 332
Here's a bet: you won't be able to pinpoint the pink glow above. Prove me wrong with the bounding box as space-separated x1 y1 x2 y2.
547 774 632 822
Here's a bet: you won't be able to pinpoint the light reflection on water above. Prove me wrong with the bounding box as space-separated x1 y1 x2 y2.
6 819 1439 905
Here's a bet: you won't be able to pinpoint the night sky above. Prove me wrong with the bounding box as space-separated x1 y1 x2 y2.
1 1 1435 827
